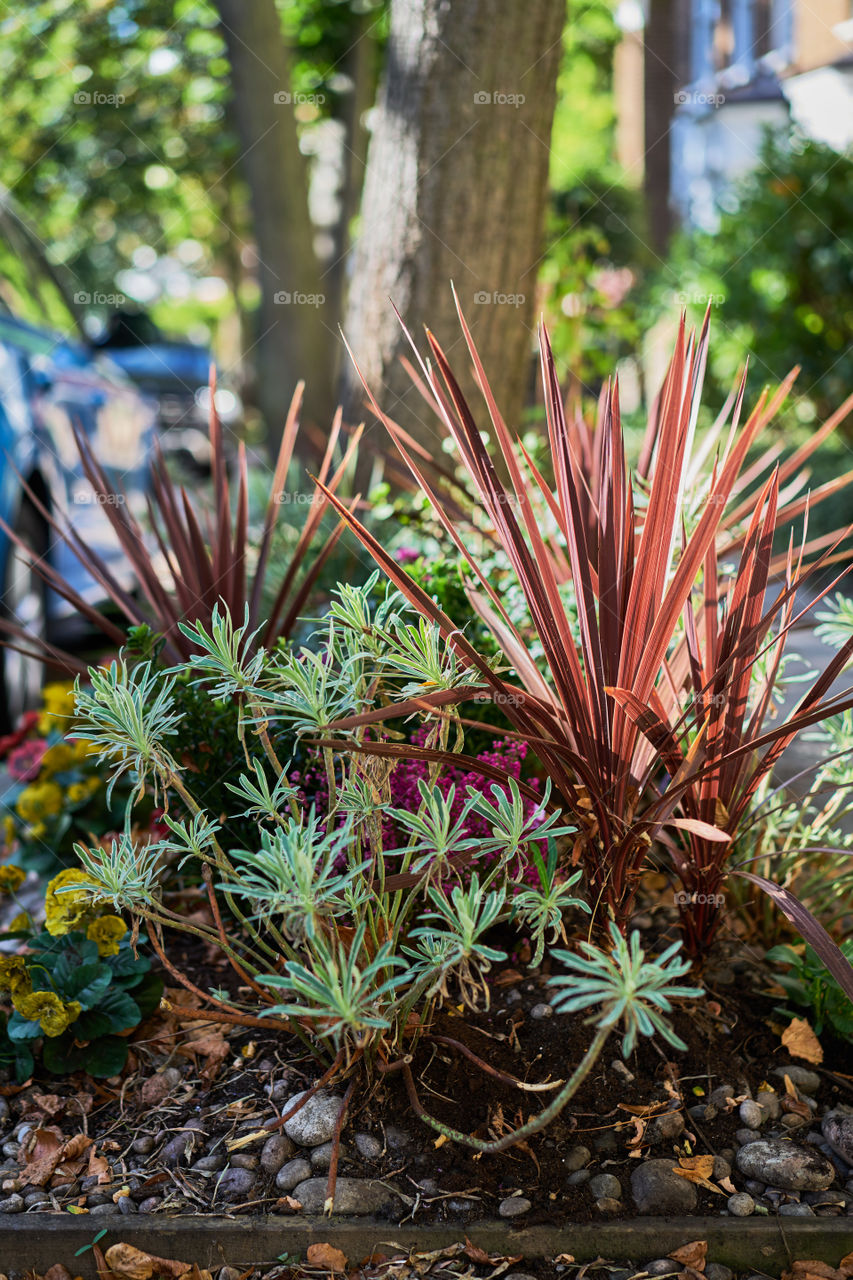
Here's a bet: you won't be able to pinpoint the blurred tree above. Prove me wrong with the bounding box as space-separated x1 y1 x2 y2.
340 0 566 459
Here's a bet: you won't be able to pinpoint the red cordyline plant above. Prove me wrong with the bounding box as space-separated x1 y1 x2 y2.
319 299 853 995
0 377 361 666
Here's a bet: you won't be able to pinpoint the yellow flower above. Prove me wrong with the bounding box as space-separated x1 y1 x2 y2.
87 915 127 957
8 912 32 935
67 782 90 804
37 682 76 735
40 743 75 775
2 816 15 847
71 738 99 762
0 865 25 894
0 955 31 997
44 867 100 937
15 782 63 824
27 822 47 841
85 776 101 795
12 990 81 1037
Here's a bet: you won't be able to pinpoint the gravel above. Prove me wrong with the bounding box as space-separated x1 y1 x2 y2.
281 1091 344 1147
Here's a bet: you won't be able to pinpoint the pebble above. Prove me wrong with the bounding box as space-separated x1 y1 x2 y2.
739 1100 764 1129
160 1119 206 1168
447 1197 478 1212
530 1003 552 1019
275 1158 312 1192
822 1112 853 1166
268 1079 294 1103
736 1139 835 1191
311 1141 345 1171
781 1113 809 1130
804 1190 848 1207
504 1274 538 1280
736 1128 758 1145
23 1190 49 1206
293 1176 399 1215
14 1124 32 1144
192 1153 226 1174
779 1203 815 1216
260 1135 296 1175
499 1195 532 1217
0 1099 8 1123
118 1196 137 1216
743 1179 765 1195
772 1066 821 1093
727 1192 755 1216
595 1196 621 1214
611 1060 635 1083
214 1167 257 1204
0 1143 17 1160
652 1112 685 1142
282 1091 343 1148
0 1195 23 1214
713 1156 732 1182
757 1090 782 1121
709 1085 735 1108
218 1270 242 1280
631 1160 698 1215
589 1173 622 1200
138 1196 161 1214
229 1153 258 1171
90 1203 121 1216
384 1126 411 1151
646 1261 677 1276
132 1135 155 1156
354 1132 383 1160
706 1265 733 1280
564 1144 591 1173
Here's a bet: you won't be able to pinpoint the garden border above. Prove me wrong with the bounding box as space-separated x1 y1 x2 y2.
2 1215 853 1279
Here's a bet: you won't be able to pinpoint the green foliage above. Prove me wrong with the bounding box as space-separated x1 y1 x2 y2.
658 132 853 421
767 941 853 1042
0 923 161 1080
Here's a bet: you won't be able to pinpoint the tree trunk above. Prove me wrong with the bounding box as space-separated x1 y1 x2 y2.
341 0 565 463
643 0 677 253
216 0 336 446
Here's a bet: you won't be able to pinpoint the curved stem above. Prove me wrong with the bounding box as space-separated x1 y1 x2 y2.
325 1077 356 1214
403 1024 611 1153
428 1035 565 1092
263 1048 345 1132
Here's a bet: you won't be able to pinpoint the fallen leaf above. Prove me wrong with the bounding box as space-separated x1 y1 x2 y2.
676 1155 715 1181
87 1147 112 1185
104 1244 154 1280
275 1195 302 1212
140 1071 178 1108
668 1241 707 1271
782 1017 824 1064
782 1264 848 1280
43 1267 75 1280
306 1244 347 1273
29 1094 66 1118
839 1254 853 1278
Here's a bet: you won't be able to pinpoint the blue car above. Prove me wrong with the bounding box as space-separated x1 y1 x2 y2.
0 198 155 730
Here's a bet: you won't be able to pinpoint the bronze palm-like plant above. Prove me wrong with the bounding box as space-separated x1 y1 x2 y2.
0 378 361 665
317 299 853 994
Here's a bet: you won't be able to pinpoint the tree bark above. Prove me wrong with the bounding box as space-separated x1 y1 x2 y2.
341 0 565 463
216 0 336 446
643 0 678 253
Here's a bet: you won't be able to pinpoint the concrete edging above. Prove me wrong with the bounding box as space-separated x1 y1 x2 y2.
1 1214 852 1279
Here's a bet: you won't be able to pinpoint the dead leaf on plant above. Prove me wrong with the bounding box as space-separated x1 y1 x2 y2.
668 1240 707 1271
781 1018 823 1064
306 1243 347 1272
104 1244 154 1280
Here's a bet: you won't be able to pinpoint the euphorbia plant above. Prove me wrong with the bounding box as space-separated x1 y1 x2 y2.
317 300 853 990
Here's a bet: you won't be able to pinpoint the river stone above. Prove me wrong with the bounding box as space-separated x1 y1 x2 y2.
727 1192 755 1216
282 1091 343 1147
311 1141 347 1171
739 1100 764 1129
630 1160 698 1215
589 1173 622 1199
161 1119 206 1167
275 1158 312 1192
736 1140 835 1191
822 1112 853 1167
293 1176 399 1215
779 1203 815 1216
499 1195 532 1217
706 1265 733 1280
564 1145 591 1173
260 1134 296 1175
646 1262 677 1276
215 1167 257 1204
772 1066 821 1094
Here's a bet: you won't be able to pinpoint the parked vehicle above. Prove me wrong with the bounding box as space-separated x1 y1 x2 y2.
94 308 242 466
0 193 155 730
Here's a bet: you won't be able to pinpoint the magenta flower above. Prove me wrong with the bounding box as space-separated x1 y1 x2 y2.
7 739 49 782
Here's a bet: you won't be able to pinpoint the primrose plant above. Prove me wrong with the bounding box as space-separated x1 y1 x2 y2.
65 595 699 1155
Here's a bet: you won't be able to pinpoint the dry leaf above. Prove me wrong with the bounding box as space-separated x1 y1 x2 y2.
87 1147 112 1185
105 1244 154 1280
839 1254 853 1278
782 1263 847 1280
275 1195 302 1212
43 1267 75 1280
781 1017 824 1064
29 1094 66 1118
140 1071 179 1108
306 1243 347 1273
676 1156 715 1180
668 1240 707 1271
